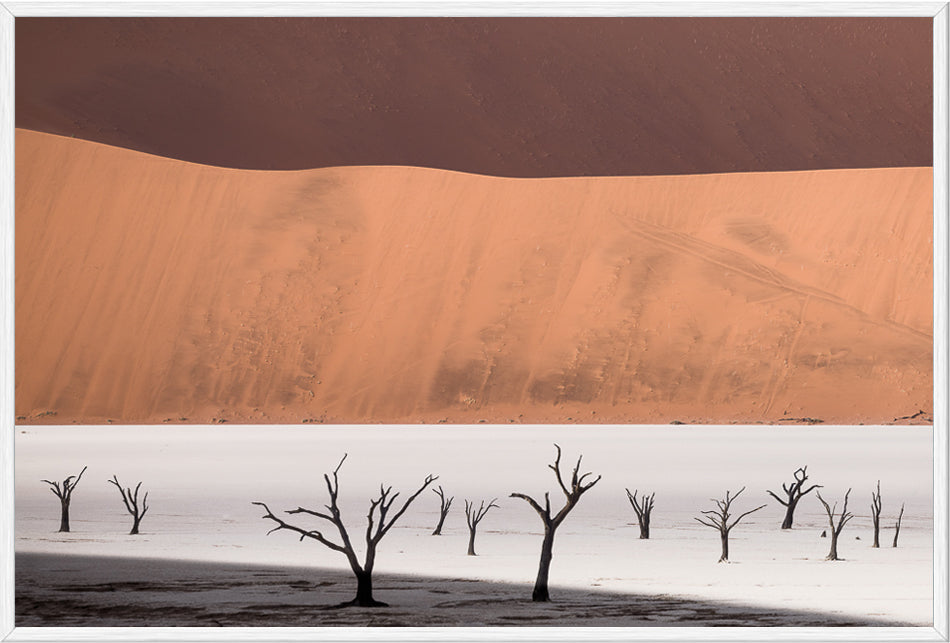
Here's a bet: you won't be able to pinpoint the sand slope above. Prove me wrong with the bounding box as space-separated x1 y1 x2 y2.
16 17 932 176
16 130 932 424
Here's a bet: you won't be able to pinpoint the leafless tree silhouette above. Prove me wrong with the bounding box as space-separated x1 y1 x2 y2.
766 466 821 529
871 480 882 548
464 498 499 556
511 444 601 602
431 486 454 536
694 487 765 563
254 454 437 607
625 488 655 539
42 466 87 532
107 475 150 535
893 503 905 548
816 489 854 561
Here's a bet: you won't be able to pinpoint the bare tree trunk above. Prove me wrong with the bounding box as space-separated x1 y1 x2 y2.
893 503 904 548
130 517 141 535
432 512 448 536
780 502 796 530
871 481 882 548
59 503 70 533
467 530 477 556
533 529 555 602
640 521 650 539
719 532 729 563
827 531 839 561
353 570 386 607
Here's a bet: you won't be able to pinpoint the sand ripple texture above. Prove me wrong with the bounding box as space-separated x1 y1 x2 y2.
15 129 933 425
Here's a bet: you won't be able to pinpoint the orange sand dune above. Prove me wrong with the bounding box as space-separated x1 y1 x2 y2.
16 130 932 425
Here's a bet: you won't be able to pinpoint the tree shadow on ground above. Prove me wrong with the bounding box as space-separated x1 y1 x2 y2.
15 551 920 627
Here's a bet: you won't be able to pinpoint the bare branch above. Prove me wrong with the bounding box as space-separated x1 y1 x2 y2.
548 444 570 498
728 504 767 531
766 489 790 506
252 501 348 553
510 492 548 520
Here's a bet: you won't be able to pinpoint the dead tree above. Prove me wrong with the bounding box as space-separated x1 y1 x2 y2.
464 498 499 556
511 444 601 602
871 480 882 548
816 489 854 561
693 487 766 563
254 454 437 607
431 486 454 536
766 466 821 529
625 488 655 539
41 466 87 532
893 503 905 548
108 475 150 535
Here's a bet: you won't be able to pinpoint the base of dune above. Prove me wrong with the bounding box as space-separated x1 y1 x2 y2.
15 130 933 425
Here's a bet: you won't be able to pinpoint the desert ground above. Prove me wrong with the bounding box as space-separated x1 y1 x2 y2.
14 425 934 627
16 130 932 425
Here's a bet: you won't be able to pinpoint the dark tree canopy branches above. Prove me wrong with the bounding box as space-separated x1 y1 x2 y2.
464 498 499 556
816 488 854 561
766 466 821 529
694 487 766 563
625 488 656 539
107 475 149 535
254 453 438 607
431 485 454 536
42 465 87 533
511 443 601 602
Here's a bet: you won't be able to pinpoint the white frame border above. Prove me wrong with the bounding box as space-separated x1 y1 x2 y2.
1 3 947 641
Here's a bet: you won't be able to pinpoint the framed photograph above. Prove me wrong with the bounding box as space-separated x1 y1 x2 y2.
2 2 947 641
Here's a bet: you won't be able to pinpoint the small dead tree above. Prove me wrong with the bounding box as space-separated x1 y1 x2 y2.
766 466 821 529
108 475 150 535
693 487 765 563
42 466 87 532
871 480 882 548
625 488 655 539
816 489 854 561
254 454 437 607
464 498 499 556
511 444 601 602
431 486 454 536
893 503 905 548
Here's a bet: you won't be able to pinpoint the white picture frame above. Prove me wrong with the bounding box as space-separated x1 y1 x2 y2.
1 2 946 641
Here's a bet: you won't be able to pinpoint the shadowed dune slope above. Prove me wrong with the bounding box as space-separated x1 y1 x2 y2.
16 130 932 425
16 17 931 176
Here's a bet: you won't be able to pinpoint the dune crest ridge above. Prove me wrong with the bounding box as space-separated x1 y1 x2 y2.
16 130 932 425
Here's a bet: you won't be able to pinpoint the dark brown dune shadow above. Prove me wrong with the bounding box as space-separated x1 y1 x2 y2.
15 552 916 627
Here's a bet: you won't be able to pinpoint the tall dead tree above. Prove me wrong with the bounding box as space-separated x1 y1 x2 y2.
431 486 454 536
693 487 766 563
511 444 601 602
254 454 437 607
42 466 87 532
766 466 821 529
816 489 854 561
625 488 655 539
464 498 499 556
108 475 149 535
870 480 882 548
893 503 905 548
